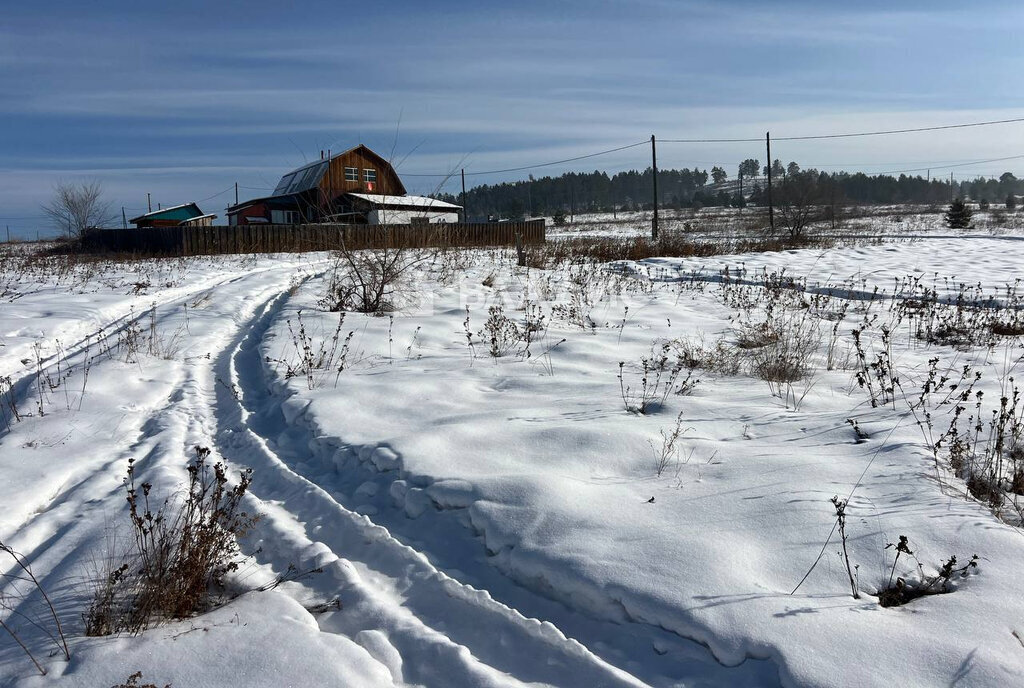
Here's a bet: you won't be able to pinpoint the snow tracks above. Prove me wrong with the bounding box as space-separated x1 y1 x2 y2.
210 280 650 687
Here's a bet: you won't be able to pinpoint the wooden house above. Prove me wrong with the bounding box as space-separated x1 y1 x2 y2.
131 202 214 228
226 145 414 225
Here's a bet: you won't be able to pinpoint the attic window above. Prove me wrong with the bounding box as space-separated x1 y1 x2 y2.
363 168 377 183
345 167 358 182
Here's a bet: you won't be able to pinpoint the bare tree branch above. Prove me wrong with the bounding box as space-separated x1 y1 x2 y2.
41 181 116 238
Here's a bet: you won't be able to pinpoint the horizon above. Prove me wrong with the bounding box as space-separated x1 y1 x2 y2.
3 0 1024 238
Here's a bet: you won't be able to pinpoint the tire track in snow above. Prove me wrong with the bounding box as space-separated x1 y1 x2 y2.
0 260 329 539
210 288 649 688
0 259 310 442
212 281 780 687
0 262 328 678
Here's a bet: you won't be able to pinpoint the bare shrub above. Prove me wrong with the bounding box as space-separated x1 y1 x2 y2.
146 306 185 360
41 180 116 239
775 171 824 239
734 320 779 350
650 412 689 476
110 671 170 688
551 264 602 330
618 343 695 414
268 311 354 389
85 447 257 635
831 496 860 599
745 310 821 404
478 301 546 359
0 374 21 430
671 336 742 376
878 535 979 608
905 353 1024 523
321 244 427 314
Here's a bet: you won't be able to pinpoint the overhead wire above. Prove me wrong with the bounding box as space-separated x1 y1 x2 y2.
400 140 650 177
195 185 236 203
9 116 1017 221
659 115 1024 144
396 116 1023 179
863 154 1024 176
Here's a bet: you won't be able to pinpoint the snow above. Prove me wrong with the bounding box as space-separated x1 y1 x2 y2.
2 225 1024 687
348 193 463 209
25 593 400 688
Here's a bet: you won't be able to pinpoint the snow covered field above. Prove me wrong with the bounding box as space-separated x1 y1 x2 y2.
2 232 1024 687
545 205 1024 240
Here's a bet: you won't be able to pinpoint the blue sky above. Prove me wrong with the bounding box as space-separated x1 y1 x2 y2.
2 0 1023 236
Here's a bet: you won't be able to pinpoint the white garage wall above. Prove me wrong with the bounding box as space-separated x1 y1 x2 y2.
369 209 460 225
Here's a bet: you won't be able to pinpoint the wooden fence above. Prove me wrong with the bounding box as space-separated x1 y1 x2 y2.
80 220 546 256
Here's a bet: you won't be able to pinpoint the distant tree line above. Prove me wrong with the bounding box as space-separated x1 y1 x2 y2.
435 162 1024 220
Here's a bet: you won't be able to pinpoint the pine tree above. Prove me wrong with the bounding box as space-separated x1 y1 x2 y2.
945 198 973 229
1006 194 1017 210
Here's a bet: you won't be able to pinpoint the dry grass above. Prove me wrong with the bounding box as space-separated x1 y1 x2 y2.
523 232 834 268
84 447 257 636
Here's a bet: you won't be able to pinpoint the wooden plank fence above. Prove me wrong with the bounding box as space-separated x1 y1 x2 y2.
80 220 546 257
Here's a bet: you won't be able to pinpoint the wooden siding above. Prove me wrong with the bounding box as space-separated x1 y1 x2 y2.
80 220 545 257
319 145 406 198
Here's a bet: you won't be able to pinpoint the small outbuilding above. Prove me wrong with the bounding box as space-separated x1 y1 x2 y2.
346 193 461 225
130 203 215 228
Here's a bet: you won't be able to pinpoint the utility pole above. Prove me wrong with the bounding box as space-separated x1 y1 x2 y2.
950 172 955 202
327 149 333 219
5 225 9 243
738 170 744 210
122 207 127 229
461 168 467 222
147 192 152 213
766 132 775 233
570 186 575 223
235 182 239 205
651 134 659 240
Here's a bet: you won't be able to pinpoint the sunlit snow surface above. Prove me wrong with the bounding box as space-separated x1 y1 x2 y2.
1 229 1023 687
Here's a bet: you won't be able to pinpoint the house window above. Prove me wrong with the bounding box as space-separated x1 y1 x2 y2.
363 168 377 183
344 167 358 182
271 210 302 224
410 216 430 226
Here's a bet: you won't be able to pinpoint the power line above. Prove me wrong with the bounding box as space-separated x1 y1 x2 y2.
47 116 1015 211
659 115 1024 144
648 155 1024 175
195 185 236 203
395 116 1024 179
865 153 1024 176
777 116 1024 142
401 140 650 178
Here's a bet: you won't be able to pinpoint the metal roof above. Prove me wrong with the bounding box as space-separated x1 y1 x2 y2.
273 160 329 196
346 193 461 210
129 202 204 223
